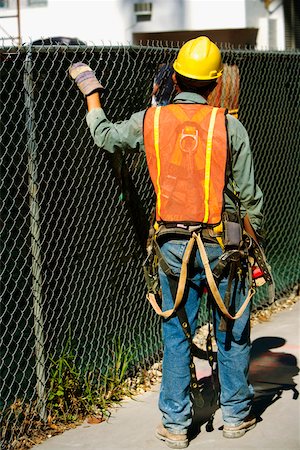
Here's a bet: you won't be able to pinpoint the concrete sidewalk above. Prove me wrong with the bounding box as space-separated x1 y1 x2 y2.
34 301 300 450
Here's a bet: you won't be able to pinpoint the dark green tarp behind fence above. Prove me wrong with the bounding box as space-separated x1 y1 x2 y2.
1 44 299 447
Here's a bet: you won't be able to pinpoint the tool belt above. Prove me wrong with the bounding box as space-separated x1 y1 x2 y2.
155 223 221 244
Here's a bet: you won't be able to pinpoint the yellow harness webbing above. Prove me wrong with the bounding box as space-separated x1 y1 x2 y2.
147 232 255 320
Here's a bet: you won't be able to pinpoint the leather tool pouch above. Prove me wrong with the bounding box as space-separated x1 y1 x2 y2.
222 211 242 249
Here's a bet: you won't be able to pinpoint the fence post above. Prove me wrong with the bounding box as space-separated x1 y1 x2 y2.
24 47 47 421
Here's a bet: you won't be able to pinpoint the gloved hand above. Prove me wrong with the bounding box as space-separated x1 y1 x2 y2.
69 62 104 96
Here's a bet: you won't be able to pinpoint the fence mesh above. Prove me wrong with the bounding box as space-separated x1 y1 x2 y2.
1 43 299 448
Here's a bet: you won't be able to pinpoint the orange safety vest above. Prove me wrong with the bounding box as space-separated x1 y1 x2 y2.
144 103 228 225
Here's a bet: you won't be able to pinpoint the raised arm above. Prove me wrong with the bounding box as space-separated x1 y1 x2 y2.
68 62 144 153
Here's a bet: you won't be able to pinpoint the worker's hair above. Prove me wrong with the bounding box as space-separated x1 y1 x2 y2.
175 72 217 95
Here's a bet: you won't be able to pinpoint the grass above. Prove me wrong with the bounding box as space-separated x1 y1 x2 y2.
2 335 148 449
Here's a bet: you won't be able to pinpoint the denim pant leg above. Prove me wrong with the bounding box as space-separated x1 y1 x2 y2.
158 239 200 433
214 276 254 425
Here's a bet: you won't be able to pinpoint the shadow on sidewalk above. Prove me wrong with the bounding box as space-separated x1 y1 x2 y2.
249 336 299 419
188 335 299 441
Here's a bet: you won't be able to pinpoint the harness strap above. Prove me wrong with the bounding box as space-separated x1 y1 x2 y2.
218 261 237 331
147 232 255 320
147 236 195 318
193 232 255 320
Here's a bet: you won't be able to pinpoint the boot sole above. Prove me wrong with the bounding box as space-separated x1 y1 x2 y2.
223 422 256 438
155 431 189 448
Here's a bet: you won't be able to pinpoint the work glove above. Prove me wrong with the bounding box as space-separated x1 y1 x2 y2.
69 62 104 96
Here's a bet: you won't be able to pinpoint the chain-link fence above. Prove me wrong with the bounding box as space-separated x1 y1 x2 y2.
1 43 299 449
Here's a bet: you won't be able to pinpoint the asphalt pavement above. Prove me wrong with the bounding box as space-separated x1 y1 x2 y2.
33 300 300 450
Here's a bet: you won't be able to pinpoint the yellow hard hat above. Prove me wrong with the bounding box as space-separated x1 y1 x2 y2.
173 36 223 81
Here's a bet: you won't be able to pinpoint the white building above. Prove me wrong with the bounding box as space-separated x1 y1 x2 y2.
0 0 299 50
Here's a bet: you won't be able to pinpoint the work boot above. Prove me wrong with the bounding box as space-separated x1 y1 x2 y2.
155 423 189 448
223 415 256 438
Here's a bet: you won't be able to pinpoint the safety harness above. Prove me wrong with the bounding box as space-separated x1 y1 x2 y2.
147 228 255 320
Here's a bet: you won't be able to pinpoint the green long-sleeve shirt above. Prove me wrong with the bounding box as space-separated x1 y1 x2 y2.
86 92 263 231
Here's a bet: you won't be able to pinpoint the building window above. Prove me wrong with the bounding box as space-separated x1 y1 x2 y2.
0 0 48 7
134 2 152 22
28 0 47 6
284 0 300 49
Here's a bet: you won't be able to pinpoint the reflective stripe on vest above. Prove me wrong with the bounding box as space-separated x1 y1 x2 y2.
144 103 228 225
204 107 218 222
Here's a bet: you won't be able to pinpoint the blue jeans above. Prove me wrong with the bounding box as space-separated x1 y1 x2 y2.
158 238 254 433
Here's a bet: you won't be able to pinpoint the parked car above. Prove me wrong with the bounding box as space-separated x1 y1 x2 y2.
31 36 86 46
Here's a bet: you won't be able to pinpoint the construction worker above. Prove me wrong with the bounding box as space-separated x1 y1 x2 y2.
69 36 263 448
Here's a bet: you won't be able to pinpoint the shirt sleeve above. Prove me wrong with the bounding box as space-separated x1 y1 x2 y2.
226 114 264 232
86 107 145 154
